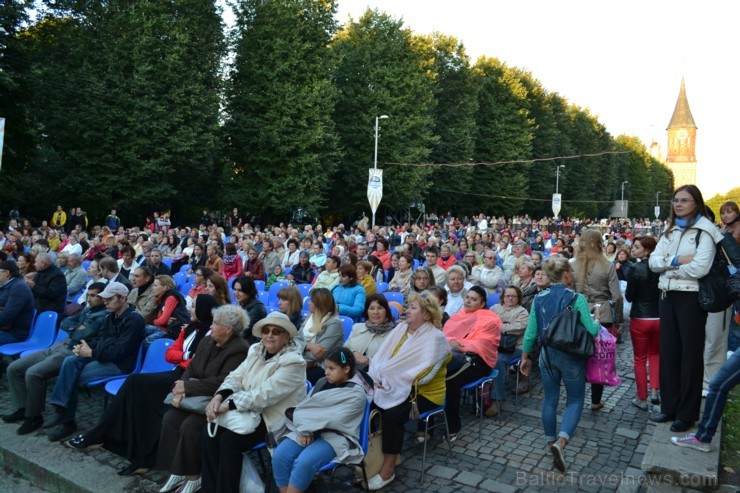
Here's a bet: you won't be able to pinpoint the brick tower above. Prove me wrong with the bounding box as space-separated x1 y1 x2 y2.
665 78 698 188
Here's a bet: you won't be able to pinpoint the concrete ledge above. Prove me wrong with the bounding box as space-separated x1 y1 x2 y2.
0 425 157 493
641 421 721 491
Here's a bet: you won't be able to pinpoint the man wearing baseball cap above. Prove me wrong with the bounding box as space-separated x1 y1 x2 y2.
44 282 146 442
0 261 35 346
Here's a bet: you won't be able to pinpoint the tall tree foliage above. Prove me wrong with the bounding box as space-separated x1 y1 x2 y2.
224 0 339 221
469 57 534 216
10 0 225 222
330 10 437 220
421 33 477 215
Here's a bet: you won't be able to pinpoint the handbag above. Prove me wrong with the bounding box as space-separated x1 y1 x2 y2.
541 294 594 358
585 326 622 386
695 231 733 313
163 393 211 414
364 409 384 478
498 333 518 353
408 384 420 421
207 407 261 437
239 453 265 493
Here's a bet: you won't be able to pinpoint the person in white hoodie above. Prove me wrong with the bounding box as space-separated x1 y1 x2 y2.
648 185 724 433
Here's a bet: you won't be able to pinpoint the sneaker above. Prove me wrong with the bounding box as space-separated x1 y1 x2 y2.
550 441 566 472
631 397 648 411
701 390 709 398
159 474 187 493
442 432 459 443
175 478 201 493
47 421 77 442
591 402 604 411
671 434 710 453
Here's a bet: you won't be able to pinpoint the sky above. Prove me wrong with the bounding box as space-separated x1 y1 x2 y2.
331 0 737 198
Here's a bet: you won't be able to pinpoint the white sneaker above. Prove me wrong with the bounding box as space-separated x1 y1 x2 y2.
367 473 395 490
175 478 201 493
701 390 709 398
159 475 186 493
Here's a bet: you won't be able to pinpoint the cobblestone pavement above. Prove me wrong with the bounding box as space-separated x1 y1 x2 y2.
0 329 655 493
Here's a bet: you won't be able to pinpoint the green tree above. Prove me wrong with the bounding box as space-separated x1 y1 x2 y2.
330 9 437 221
469 57 534 216
223 0 340 222
421 33 477 215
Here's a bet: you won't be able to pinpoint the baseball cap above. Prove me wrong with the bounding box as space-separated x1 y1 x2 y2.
98 281 129 298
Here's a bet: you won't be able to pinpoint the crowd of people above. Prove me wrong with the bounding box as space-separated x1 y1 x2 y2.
0 186 739 491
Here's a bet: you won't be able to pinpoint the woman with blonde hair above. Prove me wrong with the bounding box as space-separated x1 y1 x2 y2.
297 288 344 385
573 228 622 410
277 285 304 329
367 291 451 490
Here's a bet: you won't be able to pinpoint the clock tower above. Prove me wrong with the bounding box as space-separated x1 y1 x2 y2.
665 78 698 188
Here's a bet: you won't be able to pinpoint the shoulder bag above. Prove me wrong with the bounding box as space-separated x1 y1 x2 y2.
163 392 211 415
541 294 594 358
695 230 733 313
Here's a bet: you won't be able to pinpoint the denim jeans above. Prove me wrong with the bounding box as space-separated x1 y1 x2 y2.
272 437 336 490
49 355 122 421
539 347 586 443
495 349 522 401
145 325 168 344
696 348 740 443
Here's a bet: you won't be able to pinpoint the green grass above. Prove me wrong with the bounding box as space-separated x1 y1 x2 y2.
721 387 740 474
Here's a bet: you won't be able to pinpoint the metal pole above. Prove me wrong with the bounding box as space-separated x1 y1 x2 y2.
556 167 560 194
656 191 661 206
372 117 379 228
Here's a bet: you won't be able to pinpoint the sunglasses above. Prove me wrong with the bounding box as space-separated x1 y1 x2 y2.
261 327 287 336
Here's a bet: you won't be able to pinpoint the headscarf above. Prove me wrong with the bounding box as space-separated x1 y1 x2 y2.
187 294 220 354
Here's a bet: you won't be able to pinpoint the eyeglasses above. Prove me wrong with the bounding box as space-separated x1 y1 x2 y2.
261 327 286 336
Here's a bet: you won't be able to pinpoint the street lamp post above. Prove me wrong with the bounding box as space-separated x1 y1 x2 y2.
555 165 565 194
656 191 661 207
621 180 629 201
372 115 388 228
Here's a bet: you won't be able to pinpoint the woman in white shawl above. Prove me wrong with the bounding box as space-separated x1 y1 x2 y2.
271 347 367 493
367 291 451 490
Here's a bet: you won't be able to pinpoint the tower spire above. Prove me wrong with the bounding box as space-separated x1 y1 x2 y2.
667 77 697 130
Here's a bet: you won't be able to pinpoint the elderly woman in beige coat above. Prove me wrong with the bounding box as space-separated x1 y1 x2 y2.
201 312 306 493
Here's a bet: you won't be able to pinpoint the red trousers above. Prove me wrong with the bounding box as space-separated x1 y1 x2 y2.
630 318 660 400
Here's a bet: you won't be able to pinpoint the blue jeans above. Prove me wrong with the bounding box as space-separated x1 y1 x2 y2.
495 349 522 401
696 348 740 443
539 348 586 443
49 355 122 421
272 437 336 490
145 325 168 344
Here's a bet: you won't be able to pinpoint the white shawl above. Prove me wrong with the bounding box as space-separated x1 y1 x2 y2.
368 322 451 409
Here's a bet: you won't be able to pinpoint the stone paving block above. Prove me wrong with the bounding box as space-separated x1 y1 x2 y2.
426 464 457 480
615 427 640 440
479 478 519 493
454 470 483 487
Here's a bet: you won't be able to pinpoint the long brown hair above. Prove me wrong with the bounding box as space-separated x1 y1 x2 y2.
666 184 706 237
574 229 608 288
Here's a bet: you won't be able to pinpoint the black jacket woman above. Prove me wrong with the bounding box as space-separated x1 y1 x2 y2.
64 295 224 476
286 251 315 285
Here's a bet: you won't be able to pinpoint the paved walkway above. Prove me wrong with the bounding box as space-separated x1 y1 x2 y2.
0 329 731 492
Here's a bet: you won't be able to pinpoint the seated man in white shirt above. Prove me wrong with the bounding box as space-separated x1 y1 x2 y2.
471 251 504 295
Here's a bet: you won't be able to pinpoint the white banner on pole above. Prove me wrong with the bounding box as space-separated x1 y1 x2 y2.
654 206 660 219
367 169 383 215
551 193 562 218
0 118 5 172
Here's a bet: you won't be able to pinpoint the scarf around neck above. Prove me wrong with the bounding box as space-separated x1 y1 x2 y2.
365 320 395 335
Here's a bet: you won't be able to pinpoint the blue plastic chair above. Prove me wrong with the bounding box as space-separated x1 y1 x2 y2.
162 257 173 268
0 311 58 357
82 260 92 271
375 282 388 294
179 280 193 296
297 283 312 299
339 316 353 342
382 291 404 306
383 270 389 282
178 264 191 275
414 401 452 483
87 343 145 407
104 339 175 398
389 305 399 322
267 282 289 307
254 280 266 293
19 329 69 358
302 296 311 311
267 306 281 314
486 293 500 308
173 272 187 290
318 399 371 492
301 310 310 319
229 284 237 304
413 259 420 270
460 368 500 438
257 291 269 306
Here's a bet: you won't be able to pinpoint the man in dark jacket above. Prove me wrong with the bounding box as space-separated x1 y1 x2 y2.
26 253 66 317
44 282 145 441
0 261 35 346
2 283 108 435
